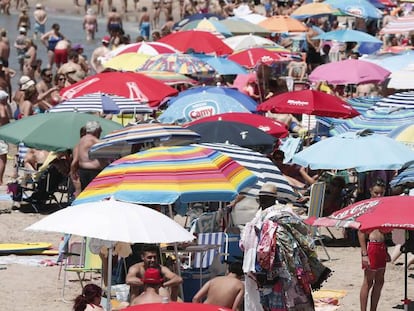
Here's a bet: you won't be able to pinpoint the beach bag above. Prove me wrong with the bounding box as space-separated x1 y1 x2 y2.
7 181 22 201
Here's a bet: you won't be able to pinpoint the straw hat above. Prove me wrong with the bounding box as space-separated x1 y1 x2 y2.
258 183 278 197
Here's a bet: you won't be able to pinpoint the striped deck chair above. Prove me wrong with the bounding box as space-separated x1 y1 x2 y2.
303 182 331 261
193 232 229 272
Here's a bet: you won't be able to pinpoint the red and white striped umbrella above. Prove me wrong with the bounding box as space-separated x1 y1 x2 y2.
107 42 179 58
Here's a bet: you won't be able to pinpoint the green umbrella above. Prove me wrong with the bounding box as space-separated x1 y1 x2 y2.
0 112 123 151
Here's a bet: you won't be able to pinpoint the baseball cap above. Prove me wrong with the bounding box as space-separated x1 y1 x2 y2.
102 36 110 44
143 268 164 285
72 43 84 51
0 90 8 101
85 121 101 133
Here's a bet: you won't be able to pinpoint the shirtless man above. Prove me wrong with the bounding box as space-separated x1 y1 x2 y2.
17 7 30 31
126 244 182 303
0 60 14 96
0 29 9 68
131 268 165 305
70 121 105 191
193 262 244 310
58 51 84 78
83 8 98 41
152 0 161 29
90 36 110 74
139 7 151 40
107 7 123 38
0 0 10 15
33 3 47 40
358 180 390 311
0 90 11 184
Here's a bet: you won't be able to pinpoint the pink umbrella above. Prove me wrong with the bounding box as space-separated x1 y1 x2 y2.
232 72 257 92
308 59 391 85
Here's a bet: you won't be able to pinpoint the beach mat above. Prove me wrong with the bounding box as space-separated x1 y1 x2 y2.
313 289 347 311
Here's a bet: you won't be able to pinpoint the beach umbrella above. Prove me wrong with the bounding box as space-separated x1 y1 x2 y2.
180 18 232 37
324 0 383 19
388 123 414 149
257 90 360 118
106 41 179 58
122 302 232 311
89 123 201 159
174 13 224 29
376 91 414 109
59 71 178 107
102 53 151 71
192 54 247 75
73 145 257 206
158 30 233 56
0 112 122 152
220 18 271 36
186 112 289 138
223 34 280 51
238 13 267 24
258 16 308 33
227 47 286 68
139 71 198 86
306 195 414 311
362 51 414 73
388 65 414 89
193 142 297 201
25 199 195 311
291 2 339 19
158 86 256 124
138 53 215 75
380 15 414 35
187 120 276 154
308 59 391 84
292 129 414 172
313 29 382 44
48 92 153 114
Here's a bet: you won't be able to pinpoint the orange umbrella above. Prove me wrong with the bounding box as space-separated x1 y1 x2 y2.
258 15 308 33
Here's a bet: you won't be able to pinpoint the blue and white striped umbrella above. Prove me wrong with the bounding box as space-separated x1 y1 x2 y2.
194 143 298 201
49 92 153 114
375 91 414 109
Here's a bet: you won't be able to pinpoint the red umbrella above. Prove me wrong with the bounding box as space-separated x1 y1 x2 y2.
186 112 289 138
121 302 232 311
227 47 287 68
157 30 233 56
59 71 178 107
257 90 360 118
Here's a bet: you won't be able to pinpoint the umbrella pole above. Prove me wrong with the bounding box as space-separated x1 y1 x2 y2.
106 247 113 311
168 204 184 300
404 231 410 311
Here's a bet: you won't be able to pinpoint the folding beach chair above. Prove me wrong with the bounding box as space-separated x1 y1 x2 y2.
61 237 102 302
193 232 229 272
302 182 331 261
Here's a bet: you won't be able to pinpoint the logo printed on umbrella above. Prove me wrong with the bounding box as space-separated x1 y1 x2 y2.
62 77 100 99
345 6 364 18
287 99 309 106
185 101 218 120
126 82 149 102
333 200 380 220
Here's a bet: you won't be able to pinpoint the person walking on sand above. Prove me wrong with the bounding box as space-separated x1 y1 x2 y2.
358 179 391 311
193 262 245 310
33 3 47 40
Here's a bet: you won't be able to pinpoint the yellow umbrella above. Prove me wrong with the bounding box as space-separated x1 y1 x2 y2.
291 2 339 19
103 53 150 71
259 16 308 33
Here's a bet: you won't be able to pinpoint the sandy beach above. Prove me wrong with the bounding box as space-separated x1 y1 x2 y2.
0 1 413 311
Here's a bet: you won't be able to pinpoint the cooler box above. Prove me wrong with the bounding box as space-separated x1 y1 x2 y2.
227 233 243 263
181 269 211 302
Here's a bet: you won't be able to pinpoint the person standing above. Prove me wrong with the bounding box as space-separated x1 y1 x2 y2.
14 27 28 72
33 3 47 40
41 23 65 70
139 7 150 40
193 262 245 310
358 179 391 311
83 8 98 41
17 6 30 31
90 36 110 74
0 90 11 185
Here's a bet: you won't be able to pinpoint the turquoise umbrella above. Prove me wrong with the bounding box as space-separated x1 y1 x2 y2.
313 29 382 43
193 54 247 75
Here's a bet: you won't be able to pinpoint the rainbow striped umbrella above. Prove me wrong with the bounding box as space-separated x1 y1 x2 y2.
73 145 257 206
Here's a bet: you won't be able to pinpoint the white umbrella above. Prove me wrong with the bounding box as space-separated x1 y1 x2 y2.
223 34 280 50
388 64 414 90
25 199 194 310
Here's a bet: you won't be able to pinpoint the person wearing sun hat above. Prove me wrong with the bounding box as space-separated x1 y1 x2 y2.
18 75 37 118
131 267 165 305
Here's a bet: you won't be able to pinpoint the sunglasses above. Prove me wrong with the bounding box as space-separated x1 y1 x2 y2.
58 78 66 81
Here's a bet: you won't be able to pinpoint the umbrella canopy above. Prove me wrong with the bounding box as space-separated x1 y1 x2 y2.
193 142 297 201
25 200 195 243
106 42 179 58
102 53 150 71
223 34 280 51
389 162 414 188
158 30 233 56
258 16 308 33
138 53 215 75
220 18 271 36
181 18 232 37
123 302 232 311
309 59 391 84
292 129 414 172
313 29 382 44
174 13 224 29
186 112 289 138
324 0 383 19
0 112 122 152
187 120 276 153
59 71 178 107
291 2 339 19
388 65 414 89
192 54 247 75
227 47 286 68
139 71 198 86
307 196 414 231
158 86 255 124
89 123 201 159
48 92 153 114
73 145 258 206
376 91 414 109
380 15 414 35
239 13 267 24
388 123 414 149
257 90 360 118
362 51 414 73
